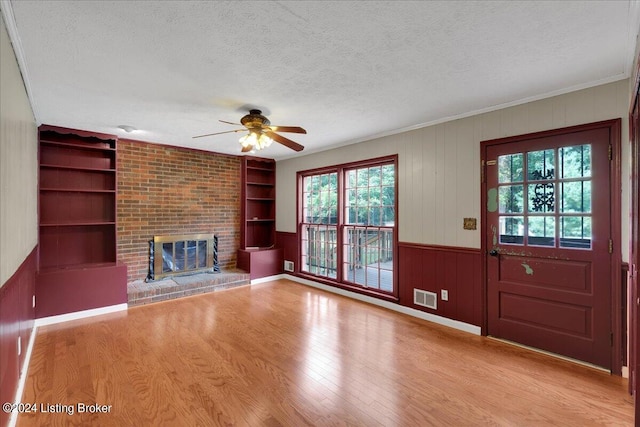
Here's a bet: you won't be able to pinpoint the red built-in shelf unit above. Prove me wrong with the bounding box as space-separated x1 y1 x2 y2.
36 125 127 317
237 156 283 279
241 157 276 249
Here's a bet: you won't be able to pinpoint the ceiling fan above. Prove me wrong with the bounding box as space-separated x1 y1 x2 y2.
193 109 306 152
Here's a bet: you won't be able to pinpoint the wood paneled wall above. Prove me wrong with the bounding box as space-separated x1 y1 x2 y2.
1 17 38 424
276 80 630 260
398 243 482 326
0 249 36 427
0 15 38 286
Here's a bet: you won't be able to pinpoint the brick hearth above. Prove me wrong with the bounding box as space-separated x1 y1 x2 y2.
127 269 250 306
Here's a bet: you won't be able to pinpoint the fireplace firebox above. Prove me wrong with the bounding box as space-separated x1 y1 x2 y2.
147 233 219 281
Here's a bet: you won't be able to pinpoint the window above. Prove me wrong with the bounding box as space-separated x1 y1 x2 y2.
299 156 397 295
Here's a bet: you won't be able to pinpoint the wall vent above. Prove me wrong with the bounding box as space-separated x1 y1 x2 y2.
284 260 294 272
414 289 437 310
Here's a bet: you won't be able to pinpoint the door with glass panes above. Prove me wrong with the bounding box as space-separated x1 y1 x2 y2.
485 126 612 369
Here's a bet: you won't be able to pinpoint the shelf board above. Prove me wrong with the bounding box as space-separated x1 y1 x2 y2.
40 221 116 227
246 181 274 186
41 139 116 152
247 166 275 172
247 218 275 222
40 188 116 193
247 197 275 201
40 164 116 173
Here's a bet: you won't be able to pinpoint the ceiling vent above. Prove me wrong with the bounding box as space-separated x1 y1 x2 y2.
414 289 437 310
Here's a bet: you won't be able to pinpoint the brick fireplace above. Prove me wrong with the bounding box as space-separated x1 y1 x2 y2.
117 139 242 282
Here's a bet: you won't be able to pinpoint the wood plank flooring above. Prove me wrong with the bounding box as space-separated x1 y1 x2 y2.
17 279 633 426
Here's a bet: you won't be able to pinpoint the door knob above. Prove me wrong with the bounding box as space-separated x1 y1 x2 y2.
489 249 499 257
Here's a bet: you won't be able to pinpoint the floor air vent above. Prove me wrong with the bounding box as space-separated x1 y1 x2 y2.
414 289 437 309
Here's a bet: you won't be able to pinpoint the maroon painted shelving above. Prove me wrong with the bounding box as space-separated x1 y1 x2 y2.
237 156 282 279
240 157 276 249
36 125 126 317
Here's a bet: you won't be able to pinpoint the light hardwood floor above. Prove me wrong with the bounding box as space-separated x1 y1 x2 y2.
17 279 633 426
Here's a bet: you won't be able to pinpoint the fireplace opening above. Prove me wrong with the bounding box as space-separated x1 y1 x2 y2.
147 233 219 281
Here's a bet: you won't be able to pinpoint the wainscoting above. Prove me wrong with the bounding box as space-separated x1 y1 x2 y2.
398 243 482 326
0 248 36 427
276 231 482 327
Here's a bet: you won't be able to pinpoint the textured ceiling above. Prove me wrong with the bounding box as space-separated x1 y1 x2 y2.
4 1 640 159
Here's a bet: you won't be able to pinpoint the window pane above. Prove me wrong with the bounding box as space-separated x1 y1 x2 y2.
347 170 356 188
499 216 524 244
370 207 381 225
527 149 555 181
383 206 394 225
528 216 555 247
369 166 381 186
499 185 523 213
302 225 337 278
357 168 368 187
382 164 394 185
329 172 337 190
384 186 395 206
369 186 381 206
356 189 368 207
561 181 591 213
560 144 591 178
528 182 555 213
560 216 591 249
498 153 523 183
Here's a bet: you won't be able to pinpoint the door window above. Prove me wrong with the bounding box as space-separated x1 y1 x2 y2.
497 144 592 249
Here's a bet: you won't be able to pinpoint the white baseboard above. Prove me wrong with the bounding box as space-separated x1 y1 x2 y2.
34 303 128 327
270 274 481 336
250 274 287 285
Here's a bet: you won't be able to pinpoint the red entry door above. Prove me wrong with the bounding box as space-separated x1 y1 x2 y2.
485 126 612 369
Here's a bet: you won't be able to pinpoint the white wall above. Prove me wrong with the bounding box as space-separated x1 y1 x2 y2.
277 79 630 260
0 14 38 286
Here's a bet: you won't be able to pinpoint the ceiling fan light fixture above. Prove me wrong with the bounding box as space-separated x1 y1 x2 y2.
256 134 273 150
239 131 273 151
239 132 256 148
194 109 304 152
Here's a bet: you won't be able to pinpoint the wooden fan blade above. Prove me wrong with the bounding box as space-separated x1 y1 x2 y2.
219 120 242 126
192 128 245 139
265 131 304 152
267 125 306 134
241 145 253 153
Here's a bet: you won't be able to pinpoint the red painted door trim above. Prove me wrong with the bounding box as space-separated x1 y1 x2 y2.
480 119 623 374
